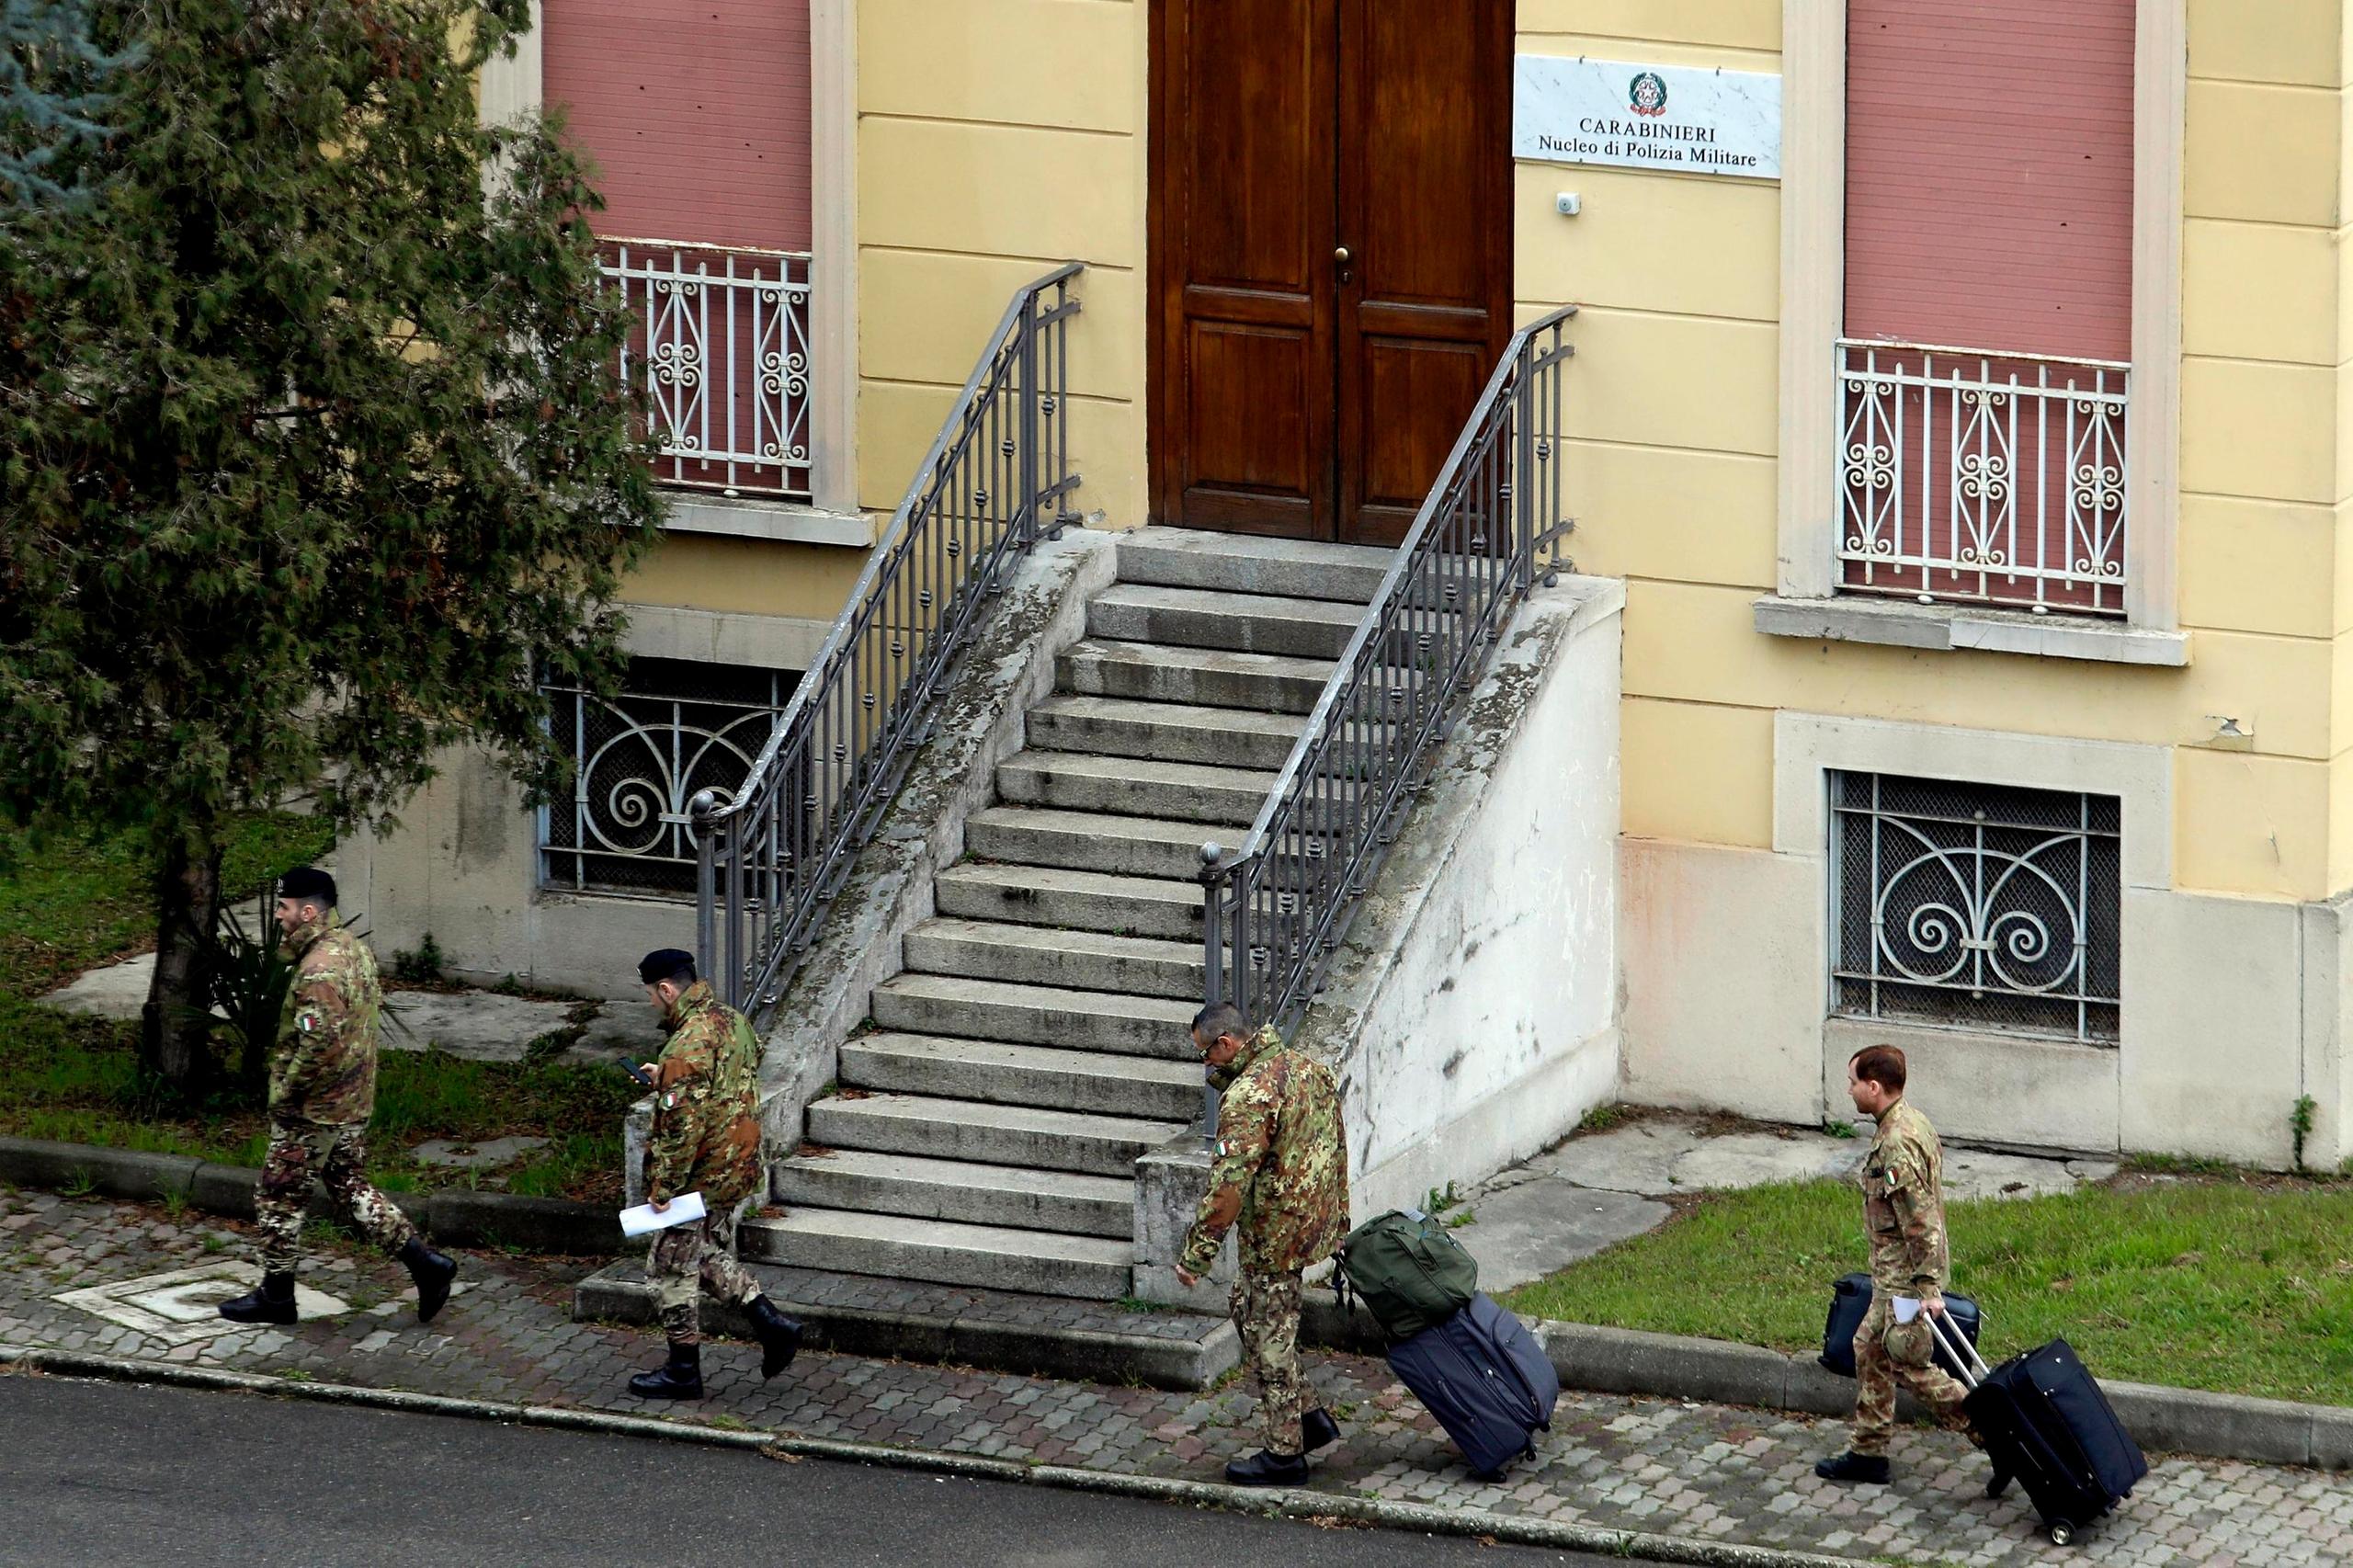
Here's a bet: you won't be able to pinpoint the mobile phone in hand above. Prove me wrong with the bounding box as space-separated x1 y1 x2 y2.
620 1058 655 1087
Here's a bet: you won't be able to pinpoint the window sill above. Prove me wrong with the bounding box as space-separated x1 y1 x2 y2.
1753 595 2190 668
662 491 876 549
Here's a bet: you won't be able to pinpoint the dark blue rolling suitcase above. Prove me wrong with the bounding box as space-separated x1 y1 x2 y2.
1820 1272 1983 1380
1384 1292 1560 1478
1929 1315 2147 1547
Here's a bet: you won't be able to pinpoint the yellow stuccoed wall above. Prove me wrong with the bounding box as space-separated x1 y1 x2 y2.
1518 0 2353 903
854 0 1148 525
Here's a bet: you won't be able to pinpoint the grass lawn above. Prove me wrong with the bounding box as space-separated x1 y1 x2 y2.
1499 1175 2353 1407
0 815 637 1204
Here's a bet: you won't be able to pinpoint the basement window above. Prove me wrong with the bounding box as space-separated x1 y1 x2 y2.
540 656 801 898
1830 771 2120 1044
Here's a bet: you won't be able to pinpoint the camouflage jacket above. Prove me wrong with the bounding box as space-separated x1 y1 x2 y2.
1181 1026 1349 1277
1859 1097 1950 1298
643 981 763 1209
268 915 381 1127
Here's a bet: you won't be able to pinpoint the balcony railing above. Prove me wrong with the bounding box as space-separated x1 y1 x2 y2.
1836 339 2129 617
601 237 813 501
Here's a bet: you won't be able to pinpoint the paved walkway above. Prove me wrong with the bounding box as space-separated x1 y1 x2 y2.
3 1188 2343 1568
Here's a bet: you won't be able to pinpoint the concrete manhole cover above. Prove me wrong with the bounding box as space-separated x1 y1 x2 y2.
53 1261 350 1346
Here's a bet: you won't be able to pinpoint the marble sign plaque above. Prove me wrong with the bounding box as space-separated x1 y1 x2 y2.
1514 56 1781 180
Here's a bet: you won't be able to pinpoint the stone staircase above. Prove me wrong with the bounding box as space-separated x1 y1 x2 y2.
738 528 1392 1299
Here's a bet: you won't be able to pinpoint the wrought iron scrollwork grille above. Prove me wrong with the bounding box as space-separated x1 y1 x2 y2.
540 660 800 898
691 265 1083 1017
1198 307 1576 1129
1831 771 2121 1043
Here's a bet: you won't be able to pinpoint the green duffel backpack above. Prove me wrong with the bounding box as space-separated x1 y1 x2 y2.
1334 1208 1479 1342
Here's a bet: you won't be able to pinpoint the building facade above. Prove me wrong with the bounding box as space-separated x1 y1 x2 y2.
351 1 2353 1173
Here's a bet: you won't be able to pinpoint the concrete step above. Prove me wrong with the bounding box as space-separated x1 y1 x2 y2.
904 917 1204 1000
1027 695 1305 771
772 1148 1136 1239
870 972 1199 1060
741 1210 1135 1300
804 1091 1184 1178
995 749 1277 827
838 1031 1203 1121
1116 526 1392 605
937 861 1203 941
573 1260 1236 1389
962 805 1332 886
1058 639 1334 715
965 806 1216 882
1087 583 1365 661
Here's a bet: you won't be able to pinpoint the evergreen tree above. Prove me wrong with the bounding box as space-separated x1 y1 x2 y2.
2 0 135 210
0 0 661 1091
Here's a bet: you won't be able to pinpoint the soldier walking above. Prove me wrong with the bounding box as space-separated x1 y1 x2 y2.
219 868 458 1325
1173 1002 1348 1486
626 948 802 1399
1816 1043 1978 1484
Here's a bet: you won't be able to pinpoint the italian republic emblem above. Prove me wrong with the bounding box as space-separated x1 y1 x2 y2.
1629 71 1667 117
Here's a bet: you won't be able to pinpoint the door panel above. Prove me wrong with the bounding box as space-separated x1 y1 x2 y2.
1155 0 1336 537
1335 0 1512 545
1151 0 1506 541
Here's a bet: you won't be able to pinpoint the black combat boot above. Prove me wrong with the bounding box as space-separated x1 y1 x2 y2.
218 1271 298 1325
397 1238 458 1324
1813 1450 1893 1484
745 1295 803 1380
628 1341 704 1400
1301 1407 1341 1452
1223 1449 1309 1486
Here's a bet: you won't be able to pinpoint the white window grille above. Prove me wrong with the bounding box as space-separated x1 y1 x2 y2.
1831 771 2120 1043
1837 340 2128 616
540 657 802 898
601 238 813 501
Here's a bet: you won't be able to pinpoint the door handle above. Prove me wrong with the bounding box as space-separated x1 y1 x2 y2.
1334 246 1352 266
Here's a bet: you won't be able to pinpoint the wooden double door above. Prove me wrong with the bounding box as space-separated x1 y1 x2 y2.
1150 0 1513 545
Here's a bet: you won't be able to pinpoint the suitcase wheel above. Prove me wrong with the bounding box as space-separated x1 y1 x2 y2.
2046 1519 2076 1548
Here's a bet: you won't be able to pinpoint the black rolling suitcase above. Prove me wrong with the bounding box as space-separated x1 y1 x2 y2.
1385 1292 1560 1479
1928 1313 2147 1547
1819 1272 1982 1380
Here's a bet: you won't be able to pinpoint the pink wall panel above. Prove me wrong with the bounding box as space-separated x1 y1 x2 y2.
543 0 812 253
1845 0 2134 361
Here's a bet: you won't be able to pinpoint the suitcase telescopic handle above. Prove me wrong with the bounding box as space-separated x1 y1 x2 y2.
1926 1304 1993 1388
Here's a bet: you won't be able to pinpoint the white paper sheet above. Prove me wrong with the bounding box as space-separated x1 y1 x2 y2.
1892 1295 1923 1324
619 1189 708 1238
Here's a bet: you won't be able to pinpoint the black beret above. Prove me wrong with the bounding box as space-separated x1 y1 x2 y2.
638 948 697 986
278 867 336 906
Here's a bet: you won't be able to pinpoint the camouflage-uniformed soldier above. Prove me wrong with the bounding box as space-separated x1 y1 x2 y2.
1816 1043 1977 1484
218 868 458 1326
625 948 802 1400
1174 1002 1349 1486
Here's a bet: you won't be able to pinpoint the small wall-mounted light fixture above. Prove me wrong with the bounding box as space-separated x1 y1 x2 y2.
1554 192 1582 217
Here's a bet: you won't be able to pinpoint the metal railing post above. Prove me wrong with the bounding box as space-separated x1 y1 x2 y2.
1017 296 1041 551
691 789 720 994
1515 337 1537 594
1198 843 1224 1144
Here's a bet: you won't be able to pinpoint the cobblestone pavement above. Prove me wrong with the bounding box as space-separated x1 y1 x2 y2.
2 1188 2345 1568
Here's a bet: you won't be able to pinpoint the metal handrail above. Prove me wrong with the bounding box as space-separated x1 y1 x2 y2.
691 264 1084 1016
1197 307 1576 1116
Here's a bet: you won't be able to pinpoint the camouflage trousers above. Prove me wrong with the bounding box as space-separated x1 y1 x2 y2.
256 1119 419 1276
1231 1268 1309 1457
1850 1295 1973 1457
647 1203 762 1346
